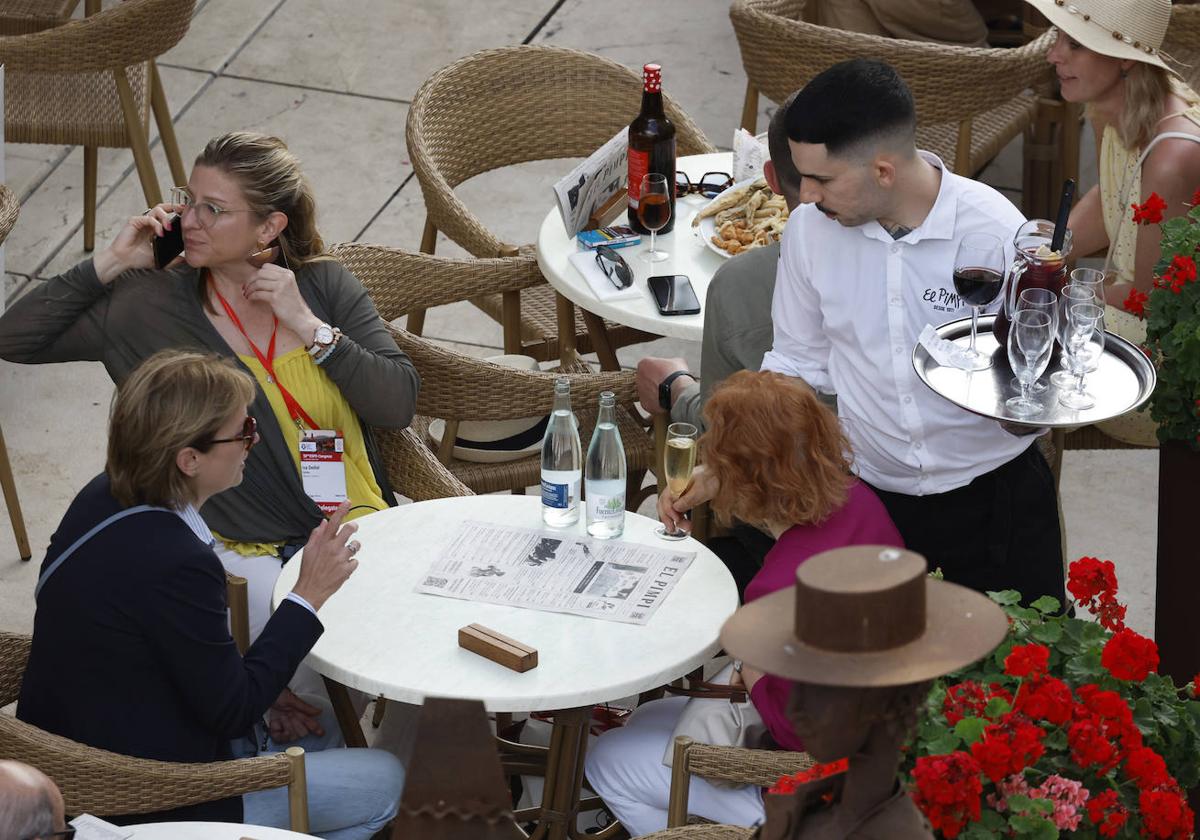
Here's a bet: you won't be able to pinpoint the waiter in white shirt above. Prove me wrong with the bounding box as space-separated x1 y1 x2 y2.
761 59 1065 604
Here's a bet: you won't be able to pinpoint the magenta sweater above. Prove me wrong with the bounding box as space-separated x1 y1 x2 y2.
744 481 903 752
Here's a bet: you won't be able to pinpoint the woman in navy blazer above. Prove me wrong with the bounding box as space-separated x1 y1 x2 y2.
17 350 403 837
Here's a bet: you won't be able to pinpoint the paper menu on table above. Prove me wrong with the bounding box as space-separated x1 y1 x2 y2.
553 128 629 237
70 814 133 840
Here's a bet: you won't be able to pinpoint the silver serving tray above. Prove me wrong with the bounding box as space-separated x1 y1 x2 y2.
913 314 1156 428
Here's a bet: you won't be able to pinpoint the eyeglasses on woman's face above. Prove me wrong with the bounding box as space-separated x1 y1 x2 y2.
171 186 257 229
198 415 258 452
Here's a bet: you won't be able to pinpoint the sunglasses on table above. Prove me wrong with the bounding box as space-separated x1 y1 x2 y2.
675 171 734 199
199 415 258 452
594 245 633 290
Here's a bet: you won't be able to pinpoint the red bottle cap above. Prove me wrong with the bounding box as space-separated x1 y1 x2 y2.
642 63 662 93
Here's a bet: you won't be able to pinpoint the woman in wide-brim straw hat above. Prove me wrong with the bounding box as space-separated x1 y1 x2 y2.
1027 0 1200 445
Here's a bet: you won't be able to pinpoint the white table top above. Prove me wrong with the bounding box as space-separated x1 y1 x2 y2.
272 496 738 712
127 823 315 839
535 152 733 342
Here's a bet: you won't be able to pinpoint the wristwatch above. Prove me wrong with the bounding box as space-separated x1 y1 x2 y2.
658 370 697 412
307 323 335 357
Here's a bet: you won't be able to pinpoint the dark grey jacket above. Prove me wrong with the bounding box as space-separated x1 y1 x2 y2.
0 258 419 544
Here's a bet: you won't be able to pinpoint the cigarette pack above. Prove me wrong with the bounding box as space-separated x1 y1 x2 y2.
576 225 641 250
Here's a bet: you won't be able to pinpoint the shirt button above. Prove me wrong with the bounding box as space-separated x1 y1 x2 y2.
890 244 900 254
904 396 913 404
894 346 903 355
915 442 924 450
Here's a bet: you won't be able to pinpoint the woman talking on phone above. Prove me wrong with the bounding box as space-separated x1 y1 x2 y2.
0 132 419 643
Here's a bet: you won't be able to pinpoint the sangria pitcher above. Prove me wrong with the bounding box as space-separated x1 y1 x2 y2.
993 219 1072 347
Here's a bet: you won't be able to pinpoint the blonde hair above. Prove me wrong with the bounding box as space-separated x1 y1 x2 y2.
195 132 329 268
701 371 853 529
107 350 256 508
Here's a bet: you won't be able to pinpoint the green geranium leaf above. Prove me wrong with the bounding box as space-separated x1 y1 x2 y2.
984 696 1012 718
955 717 988 745
1064 650 1104 681
989 589 1022 606
926 732 962 755
1031 622 1064 644
1030 596 1061 614
1008 813 1059 839
1042 728 1068 751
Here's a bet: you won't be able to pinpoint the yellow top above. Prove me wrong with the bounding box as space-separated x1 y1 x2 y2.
217 346 387 557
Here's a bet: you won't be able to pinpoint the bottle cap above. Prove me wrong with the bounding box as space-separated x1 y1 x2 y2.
642 63 662 93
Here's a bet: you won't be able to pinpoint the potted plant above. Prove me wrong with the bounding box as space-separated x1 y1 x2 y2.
1120 190 1200 686
899 558 1200 838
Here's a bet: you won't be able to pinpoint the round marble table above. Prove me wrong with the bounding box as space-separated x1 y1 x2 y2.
127 822 315 839
535 152 733 350
271 494 738 840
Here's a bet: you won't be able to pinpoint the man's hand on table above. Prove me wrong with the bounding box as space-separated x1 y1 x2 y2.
636 356 690 414
656 464 720 535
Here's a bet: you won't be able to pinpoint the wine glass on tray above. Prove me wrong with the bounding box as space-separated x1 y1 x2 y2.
1009 287 1058 394
1005 308 1055 418
951 233 1005 371
638 173 671 263
657 422 697 541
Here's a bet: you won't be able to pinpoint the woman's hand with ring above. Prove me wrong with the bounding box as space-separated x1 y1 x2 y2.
291 502 358 612
656 464 719 534
93 200 188 286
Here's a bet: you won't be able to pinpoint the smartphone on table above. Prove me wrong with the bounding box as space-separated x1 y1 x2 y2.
648 274 701 316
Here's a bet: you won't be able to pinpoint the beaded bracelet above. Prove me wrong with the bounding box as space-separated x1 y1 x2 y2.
313 329 343 366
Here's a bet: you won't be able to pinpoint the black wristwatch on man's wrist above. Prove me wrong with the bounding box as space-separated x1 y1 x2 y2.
658 370 697 412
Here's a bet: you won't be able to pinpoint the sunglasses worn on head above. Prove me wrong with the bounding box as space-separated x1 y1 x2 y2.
594 245 632 290
675 171 734 199
200 415 258 452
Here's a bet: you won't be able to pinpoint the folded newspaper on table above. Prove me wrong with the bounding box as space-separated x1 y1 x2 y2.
553 127 629 237
414 521 695 625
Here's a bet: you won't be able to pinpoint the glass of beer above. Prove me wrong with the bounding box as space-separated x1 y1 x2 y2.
638 173 671 263
657 422 697 541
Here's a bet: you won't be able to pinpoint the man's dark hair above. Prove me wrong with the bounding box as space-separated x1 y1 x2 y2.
785 59 916 157
767 90 802 194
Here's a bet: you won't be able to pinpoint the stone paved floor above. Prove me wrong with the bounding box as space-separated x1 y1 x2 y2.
0 0 1157 636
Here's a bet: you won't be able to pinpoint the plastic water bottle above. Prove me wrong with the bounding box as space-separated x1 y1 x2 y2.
585 391 626 539
541 376 582 527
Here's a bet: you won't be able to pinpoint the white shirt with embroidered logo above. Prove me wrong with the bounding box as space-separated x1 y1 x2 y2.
761 152 1029 496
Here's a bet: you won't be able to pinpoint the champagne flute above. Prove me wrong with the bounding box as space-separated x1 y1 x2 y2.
1009 287 1059 394
657 422 697 541
951 233 1005 371
1005 308 1054 417
1050 284 1102 387
638 173 671 263
1060 302 1105 410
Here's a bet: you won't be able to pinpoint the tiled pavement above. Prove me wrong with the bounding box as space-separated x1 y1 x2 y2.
0 0 1157 635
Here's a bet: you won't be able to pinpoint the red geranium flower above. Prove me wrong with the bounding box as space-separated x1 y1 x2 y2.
1068 557 1119 606
971 715 1046 782
1005 643 1050 679
1087 789 1129 837
1124 746 1171 791
1102 628 1160 682
1191 673 1200 698
1096 598 1128 633
1014 676 1074 726
1124 287 1149 318
1139 788 1194 839
1132 192 1168 225
912 752 983 839
1191 187 1200 206
1068 716 1120 774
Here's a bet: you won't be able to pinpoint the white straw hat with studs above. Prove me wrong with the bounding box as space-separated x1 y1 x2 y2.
1024 0 1176 75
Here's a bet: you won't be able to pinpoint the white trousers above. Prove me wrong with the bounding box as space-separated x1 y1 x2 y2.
584 696 765 837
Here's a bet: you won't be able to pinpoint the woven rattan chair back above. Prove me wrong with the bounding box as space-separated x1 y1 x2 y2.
667 735 814 827
0 0 195 250
0 632 311 829
407 44 716 259
729 0 1056 175
642 827 755 839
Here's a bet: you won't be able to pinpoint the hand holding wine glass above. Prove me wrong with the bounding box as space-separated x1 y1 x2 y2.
951 233 1005 371
639 172 671 263
657 422 697 540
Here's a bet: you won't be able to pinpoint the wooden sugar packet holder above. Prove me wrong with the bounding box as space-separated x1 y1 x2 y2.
458 623 538 672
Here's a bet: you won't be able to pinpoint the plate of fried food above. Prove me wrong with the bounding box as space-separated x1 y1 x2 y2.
691 177 788 258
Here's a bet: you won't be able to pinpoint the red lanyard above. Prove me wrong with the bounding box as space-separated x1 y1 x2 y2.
210 281 320 431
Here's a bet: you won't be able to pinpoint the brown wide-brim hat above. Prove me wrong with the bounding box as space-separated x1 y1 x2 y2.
1024 0 1176 76
720 546 1008 688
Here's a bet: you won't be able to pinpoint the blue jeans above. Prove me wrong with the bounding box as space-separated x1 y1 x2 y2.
233 703 404 840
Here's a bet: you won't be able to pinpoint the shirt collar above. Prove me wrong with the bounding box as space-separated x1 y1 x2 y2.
858 151 957 245
176 504 216 548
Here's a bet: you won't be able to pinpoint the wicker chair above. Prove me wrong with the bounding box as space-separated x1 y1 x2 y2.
667 736 814 828
643 827 755 840
405 45 717 367
0 184 31 562
729 0 1060 202
0 0 194 251
1165 3 1200 94
0 0 81 36
331 243 655 502
0 631 311 829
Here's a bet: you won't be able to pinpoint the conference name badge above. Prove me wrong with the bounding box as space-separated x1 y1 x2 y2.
299 429 348 515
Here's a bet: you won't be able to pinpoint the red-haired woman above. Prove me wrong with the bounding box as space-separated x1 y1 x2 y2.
585 370 902 836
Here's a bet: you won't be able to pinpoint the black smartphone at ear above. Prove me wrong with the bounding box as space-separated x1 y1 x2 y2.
648 274 701 316
152 214 184 269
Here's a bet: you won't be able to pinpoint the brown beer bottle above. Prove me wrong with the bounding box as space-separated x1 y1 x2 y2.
627 63 677 235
